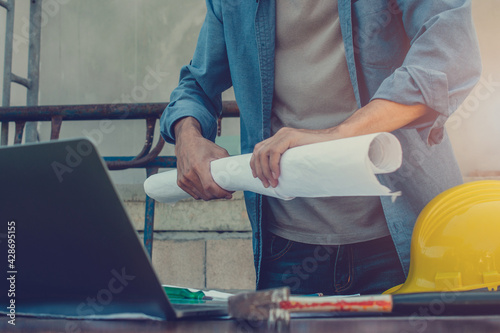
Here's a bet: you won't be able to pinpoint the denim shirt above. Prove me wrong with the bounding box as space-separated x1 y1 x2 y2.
160 0 481 288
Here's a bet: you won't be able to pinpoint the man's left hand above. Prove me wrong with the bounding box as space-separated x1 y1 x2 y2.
249 127 338 188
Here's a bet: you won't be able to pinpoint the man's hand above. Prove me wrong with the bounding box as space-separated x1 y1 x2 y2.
250 127 338 188
174 117 234 201
250 99 435 188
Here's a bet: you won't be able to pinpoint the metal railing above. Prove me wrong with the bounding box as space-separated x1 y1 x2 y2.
0 101 240 256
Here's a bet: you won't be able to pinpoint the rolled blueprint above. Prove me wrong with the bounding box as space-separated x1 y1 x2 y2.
144 132 402 203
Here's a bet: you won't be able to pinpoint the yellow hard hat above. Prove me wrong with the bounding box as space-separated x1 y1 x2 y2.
385 180 500 294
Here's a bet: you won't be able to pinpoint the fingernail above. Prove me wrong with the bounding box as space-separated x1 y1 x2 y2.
272 172 278 179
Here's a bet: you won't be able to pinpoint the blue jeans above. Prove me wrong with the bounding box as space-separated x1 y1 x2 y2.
259 233 406 295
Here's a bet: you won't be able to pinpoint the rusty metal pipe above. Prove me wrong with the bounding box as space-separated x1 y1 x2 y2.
132 117 156 160
0 101 240 122
107 137 165 170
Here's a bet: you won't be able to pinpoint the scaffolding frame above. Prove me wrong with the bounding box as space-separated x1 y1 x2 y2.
1 0 41 144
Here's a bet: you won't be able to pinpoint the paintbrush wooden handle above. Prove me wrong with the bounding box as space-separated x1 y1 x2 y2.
283 295 393 313
228 287 500 324
283 291 500 315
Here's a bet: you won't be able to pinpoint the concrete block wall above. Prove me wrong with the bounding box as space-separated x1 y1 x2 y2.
151 236 255 290
118 185 256 291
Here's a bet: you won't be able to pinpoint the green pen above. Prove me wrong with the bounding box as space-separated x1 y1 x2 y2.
162 285 213 300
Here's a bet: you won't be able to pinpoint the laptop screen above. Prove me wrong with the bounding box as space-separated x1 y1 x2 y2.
0 139 176 320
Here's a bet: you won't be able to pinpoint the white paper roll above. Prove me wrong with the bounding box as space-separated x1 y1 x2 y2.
144 132 402 203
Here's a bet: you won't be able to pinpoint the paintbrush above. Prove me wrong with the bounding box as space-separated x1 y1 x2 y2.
228 287 500 330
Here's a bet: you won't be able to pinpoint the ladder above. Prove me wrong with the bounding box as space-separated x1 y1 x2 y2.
1 0 41 145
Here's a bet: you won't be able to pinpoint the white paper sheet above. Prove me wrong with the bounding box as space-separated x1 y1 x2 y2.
144 132 402 203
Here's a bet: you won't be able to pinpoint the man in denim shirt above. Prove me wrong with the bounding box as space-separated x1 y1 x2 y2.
160 0 481 294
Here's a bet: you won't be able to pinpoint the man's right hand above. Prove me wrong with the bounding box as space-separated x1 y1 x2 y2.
174 117 233 201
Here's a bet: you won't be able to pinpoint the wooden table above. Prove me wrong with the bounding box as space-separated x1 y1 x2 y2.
2 315 500 332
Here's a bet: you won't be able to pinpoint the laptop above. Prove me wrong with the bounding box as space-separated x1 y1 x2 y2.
0 138 228 320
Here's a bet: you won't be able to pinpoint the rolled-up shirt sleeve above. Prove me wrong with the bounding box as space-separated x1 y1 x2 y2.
371 0 482 146
160 0 232 144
